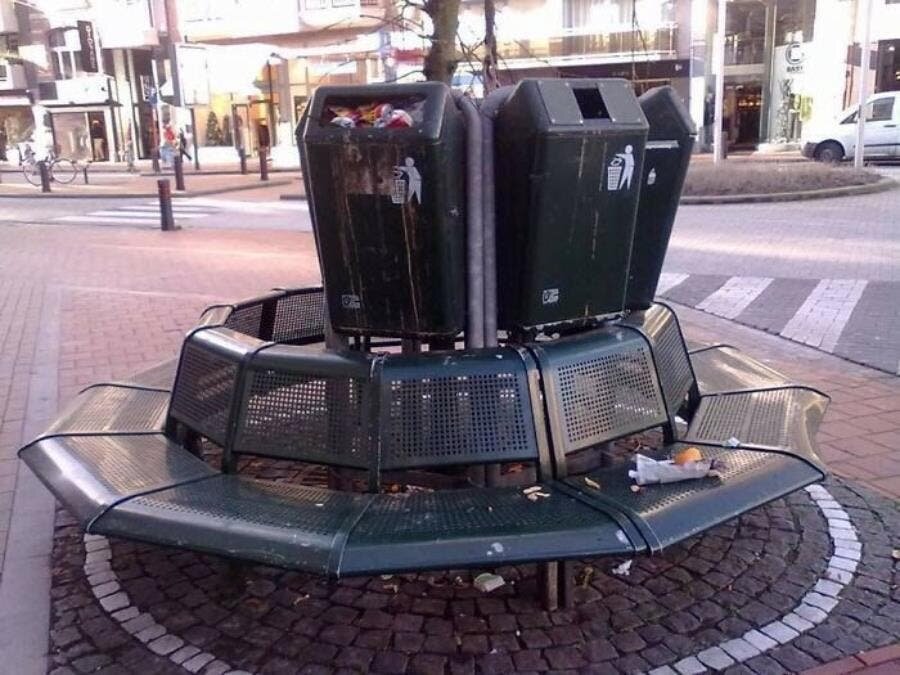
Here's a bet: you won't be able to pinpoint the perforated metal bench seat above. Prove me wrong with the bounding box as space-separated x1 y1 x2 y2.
563 442 825 552
44 384 170 436
19 433 216 528
689 345 792 395
685 387 828 465
89 478 643 576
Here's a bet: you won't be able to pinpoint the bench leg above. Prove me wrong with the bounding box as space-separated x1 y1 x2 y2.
560 560 576 609
540 562 559 611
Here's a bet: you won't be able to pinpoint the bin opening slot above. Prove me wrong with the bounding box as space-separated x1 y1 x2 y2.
321 94 427 129
573 87 610 120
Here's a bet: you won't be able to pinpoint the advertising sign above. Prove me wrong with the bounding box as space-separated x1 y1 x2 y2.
78 20 98 73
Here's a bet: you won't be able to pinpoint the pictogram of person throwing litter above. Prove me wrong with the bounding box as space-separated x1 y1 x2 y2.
606 144 635 191
391 157 422 204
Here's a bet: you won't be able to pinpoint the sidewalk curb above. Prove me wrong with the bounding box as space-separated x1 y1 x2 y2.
681 175 897 205
0 178 293 200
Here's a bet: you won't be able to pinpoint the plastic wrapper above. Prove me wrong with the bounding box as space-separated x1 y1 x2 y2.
628 453 717 486
324 96 425 129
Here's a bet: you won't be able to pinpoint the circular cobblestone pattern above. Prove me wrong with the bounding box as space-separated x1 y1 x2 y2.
48 477 899 675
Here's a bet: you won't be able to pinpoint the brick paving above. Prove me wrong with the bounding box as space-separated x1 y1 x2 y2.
0 221 898 673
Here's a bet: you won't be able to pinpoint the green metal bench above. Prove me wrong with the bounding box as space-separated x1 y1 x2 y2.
19 291 829 609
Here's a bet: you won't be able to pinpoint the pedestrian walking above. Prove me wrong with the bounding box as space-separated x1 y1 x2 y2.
178 128 192 161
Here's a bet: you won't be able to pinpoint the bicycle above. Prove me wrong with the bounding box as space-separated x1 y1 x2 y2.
20 146 78 186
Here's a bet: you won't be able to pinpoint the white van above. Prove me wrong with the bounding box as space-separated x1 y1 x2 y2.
801 92 900 162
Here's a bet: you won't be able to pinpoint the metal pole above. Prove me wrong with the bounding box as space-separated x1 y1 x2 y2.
39 160 51 193
854 0 874 169
158 179 175 231
713 0 727 164
259 146 269 181
174 152 186 191
189 107 200 171
82 166 89 184
267 61 277 147
238 147 247 175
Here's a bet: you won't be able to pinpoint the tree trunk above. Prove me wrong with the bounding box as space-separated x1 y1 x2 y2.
483 0 499 92
422 0 461 84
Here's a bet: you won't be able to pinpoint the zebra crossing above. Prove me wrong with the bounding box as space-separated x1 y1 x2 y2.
54 200 221 225
52 197 310 227
658 272 900 375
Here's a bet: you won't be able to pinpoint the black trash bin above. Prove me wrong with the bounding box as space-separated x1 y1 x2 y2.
494 79 648 332
625 86 696 310
302 83 466 338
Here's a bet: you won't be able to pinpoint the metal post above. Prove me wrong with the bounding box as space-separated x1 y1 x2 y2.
259 146 269 181
189 107 200 171
713 0 727 165
39 160 51 193
238 147 248 175
158 179 175 231
174 153 186 191
855 0 874 169
82 166 89 184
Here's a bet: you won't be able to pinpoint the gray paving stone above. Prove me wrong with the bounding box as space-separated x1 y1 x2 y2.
743 629 777 652
720 638 761 662
697 646 735 670
98 592 129 612
673 656 706 674
148 634 184 656
135 623 165 643
171 645 201 665
183 653 215 673
760 621 800 644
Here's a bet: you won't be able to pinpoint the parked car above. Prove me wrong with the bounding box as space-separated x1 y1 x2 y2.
801 92 900 162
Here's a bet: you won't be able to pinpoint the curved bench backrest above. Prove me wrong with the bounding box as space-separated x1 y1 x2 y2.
529 326 669 461
378 348 542 471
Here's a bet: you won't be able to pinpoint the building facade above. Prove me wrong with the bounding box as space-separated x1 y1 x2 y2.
0 0 894 162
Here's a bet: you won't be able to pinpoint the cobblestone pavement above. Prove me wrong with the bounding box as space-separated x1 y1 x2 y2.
1 220 899 673
664 174 900 374
45 478 900 675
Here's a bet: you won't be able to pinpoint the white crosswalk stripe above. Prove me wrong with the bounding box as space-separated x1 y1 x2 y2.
661 274 873 359
52 197 310 227
656 272 689 295
696 276 773 319
53 199 234 226
780 279 868 351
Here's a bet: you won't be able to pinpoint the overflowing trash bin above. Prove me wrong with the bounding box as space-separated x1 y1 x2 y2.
302 83 466 338
626 86 697 310
493 79 648 331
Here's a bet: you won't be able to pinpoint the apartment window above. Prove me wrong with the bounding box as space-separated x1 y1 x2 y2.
49 28 84 80
305 0 328 8
332 0 355 6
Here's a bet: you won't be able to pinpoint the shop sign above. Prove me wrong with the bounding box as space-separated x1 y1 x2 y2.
78 21 99 73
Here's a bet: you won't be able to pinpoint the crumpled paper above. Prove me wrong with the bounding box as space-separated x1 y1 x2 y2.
628 453 717 486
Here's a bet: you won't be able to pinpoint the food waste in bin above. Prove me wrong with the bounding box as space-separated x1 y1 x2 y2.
324 97 425 129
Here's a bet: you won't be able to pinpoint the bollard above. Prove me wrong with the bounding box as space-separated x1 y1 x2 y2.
174 153 186 191
82 166 89 184
151 148 161 174
39 160 51 193
259 147 269 181
238 148 247 175
158 179 176 231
